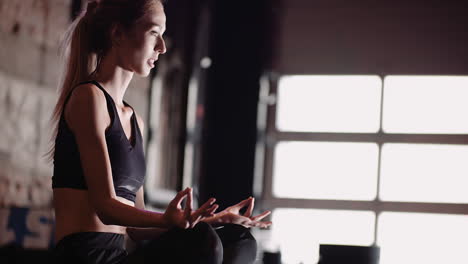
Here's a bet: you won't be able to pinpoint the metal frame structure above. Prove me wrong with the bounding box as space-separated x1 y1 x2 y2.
255 72 468 244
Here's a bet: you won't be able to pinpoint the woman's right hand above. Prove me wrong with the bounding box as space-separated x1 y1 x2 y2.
163 187 193 229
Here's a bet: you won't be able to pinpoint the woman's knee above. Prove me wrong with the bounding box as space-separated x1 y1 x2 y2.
216 224 258 264
191 222 223 263
216 224 257 245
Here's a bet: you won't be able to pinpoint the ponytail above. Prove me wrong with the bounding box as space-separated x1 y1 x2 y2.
43 0 162 163
42 1 99 163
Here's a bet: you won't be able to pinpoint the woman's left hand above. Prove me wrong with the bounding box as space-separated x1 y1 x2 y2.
202 197 272 229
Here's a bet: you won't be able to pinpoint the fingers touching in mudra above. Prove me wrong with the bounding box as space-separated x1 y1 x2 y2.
163 188 272 229
163 187 218 229
202 196 272 229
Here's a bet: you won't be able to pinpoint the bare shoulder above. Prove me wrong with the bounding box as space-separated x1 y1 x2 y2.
65 83 110 134
62 84 119 216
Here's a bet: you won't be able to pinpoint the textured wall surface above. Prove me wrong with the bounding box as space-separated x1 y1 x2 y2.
0 0 150 207
0 72 55 207
0 2 150 246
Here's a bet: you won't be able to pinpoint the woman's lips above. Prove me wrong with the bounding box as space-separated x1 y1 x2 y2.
148 58 155 68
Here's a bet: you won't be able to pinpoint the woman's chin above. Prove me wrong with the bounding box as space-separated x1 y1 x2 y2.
134 68 152 77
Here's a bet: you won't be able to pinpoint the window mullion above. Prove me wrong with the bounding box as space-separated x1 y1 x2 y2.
273 132 468 145
265 198 468 215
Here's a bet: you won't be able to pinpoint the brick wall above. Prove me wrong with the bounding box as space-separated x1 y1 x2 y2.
0 0 150 248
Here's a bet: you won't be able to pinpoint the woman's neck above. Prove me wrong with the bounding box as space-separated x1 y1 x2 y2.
92 54 134 108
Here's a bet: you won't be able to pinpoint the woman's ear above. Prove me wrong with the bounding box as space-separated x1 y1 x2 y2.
110 23 123 47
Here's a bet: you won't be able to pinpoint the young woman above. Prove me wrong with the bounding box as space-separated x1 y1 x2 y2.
46 0 272 263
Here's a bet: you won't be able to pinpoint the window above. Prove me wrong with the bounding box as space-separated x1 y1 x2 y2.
380 143 468 203
378 212 468 264
276 75 381 133
256 75 468 263
272 208 375 264
382 76 468 134
273 141 378 200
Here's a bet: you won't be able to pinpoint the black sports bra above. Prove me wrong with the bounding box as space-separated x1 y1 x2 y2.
52 80 146 203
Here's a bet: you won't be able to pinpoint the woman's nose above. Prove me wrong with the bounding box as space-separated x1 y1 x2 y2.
156 37 167 54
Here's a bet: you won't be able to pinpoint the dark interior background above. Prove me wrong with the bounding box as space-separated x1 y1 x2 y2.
165 0 468 210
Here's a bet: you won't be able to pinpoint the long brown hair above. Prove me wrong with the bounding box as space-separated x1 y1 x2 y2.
43 0 162 163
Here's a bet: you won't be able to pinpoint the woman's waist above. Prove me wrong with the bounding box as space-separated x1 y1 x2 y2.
53 189 128 244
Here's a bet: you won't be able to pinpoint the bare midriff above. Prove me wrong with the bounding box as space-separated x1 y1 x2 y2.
53 188 134 244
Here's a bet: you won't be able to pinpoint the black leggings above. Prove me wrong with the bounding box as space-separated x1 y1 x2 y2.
51 222 257 264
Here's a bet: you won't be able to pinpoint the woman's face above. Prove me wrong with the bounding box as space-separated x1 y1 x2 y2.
118 2 167 76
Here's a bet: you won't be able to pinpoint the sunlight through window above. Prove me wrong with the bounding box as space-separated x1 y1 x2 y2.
380 143 468 203
273 141 379 200
265 74 468 264
272 209 375 264
383 76 468 134
276 75 382 133
378 212 468 264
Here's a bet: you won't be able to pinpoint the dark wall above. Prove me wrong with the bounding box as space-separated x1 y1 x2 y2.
197 0 468 209
274 0 468 75
199 0 273 209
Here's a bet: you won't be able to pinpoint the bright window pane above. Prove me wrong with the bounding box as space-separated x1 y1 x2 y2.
273 142 378 200
380 143 468 203
378 212 468 264
276 75 382 133
382 76 468 134
271 209 375 264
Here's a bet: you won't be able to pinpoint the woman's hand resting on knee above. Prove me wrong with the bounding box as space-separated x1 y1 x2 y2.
201 197 272 229
163 187 219 229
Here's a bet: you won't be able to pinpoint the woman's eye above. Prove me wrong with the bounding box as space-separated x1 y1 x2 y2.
151 31 159 36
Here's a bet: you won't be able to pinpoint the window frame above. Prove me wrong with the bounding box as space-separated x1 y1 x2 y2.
255 72 468 245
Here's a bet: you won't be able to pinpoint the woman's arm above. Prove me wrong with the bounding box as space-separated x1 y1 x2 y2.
126 187 169 242
125 113 169 241
67 84 172 228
